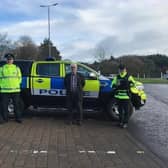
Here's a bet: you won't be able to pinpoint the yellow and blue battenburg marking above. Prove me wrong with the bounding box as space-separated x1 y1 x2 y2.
30 76 101 98
20 61 114 99
20 77 29 88
36 77 66 96
36 79 100 98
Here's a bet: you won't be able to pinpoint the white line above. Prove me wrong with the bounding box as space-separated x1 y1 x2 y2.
136 150 144 154
88 151 96 153
107 151 116 154
10 150 17 153
40 151 48 154
79 150 86 153
33 150 39 154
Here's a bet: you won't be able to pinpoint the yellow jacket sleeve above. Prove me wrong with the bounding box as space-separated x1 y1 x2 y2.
16 66 22 84
128 75 136 85
111 76 117 87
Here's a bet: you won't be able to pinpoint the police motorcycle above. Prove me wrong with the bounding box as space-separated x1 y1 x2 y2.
106 80 147 120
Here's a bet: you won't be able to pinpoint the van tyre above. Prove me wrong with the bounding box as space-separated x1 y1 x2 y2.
8 99 14 117
106 99 134 121
8 98 27 117
106 99 119 120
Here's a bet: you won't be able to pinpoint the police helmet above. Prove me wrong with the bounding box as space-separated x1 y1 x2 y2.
118 64 126 70
4 53 15 60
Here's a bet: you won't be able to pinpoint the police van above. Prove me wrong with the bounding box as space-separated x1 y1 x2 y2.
0 60 147 119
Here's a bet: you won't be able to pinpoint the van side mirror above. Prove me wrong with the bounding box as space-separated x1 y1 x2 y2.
88 72 97 80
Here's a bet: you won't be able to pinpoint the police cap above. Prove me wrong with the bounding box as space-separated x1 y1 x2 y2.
118 64 126 70
4 53 15 60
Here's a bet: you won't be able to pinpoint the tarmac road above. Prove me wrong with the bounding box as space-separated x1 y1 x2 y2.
129 84 168 165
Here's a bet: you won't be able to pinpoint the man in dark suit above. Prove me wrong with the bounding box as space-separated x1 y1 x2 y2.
64 63 85 125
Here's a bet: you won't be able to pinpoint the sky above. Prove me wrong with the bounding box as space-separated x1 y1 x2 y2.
0 0 168 62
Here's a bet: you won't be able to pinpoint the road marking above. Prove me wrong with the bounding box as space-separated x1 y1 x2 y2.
79 150 86 153
33 150 39 154
107 151 116 154
40 150 48 153
10 149 143 155
136 150 145 154
88 150 96 153
10 150 17 153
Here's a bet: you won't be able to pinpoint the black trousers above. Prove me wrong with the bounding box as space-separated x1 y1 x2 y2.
117 99 131 124
1 93 23 121
67 92 83 122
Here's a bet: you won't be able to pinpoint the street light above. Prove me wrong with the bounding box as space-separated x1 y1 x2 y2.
40 3 58 58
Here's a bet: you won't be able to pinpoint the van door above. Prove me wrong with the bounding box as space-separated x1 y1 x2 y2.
30 62 65 106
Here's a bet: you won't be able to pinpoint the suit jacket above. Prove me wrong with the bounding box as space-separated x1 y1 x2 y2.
64 72 85 100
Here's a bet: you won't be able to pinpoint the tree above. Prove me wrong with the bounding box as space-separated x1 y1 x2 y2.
95 46 106 62
38 38 61 60
0 33 12 59
14 35 38 60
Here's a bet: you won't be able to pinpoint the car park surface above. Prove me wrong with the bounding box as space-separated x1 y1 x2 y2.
0 109 166 168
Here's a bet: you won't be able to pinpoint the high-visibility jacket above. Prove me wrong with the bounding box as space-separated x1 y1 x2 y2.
111 71 135 100
0 64 22 93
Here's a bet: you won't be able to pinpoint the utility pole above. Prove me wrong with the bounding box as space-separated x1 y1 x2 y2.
40 3 58 58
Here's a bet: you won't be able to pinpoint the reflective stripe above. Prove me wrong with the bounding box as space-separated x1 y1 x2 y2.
1 88 20 90
115 95 130 99
118 92 128 96
0 76 19 78
115 90 130 99
33 89 66 96
32 89 99 98
117 89 127 92
1 88 20 93
83 91 99 98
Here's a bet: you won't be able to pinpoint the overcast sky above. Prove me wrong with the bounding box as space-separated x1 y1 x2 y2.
0 0 168 62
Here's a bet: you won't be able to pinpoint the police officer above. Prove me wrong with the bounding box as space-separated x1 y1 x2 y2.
0 53 23 123
112 64 135 128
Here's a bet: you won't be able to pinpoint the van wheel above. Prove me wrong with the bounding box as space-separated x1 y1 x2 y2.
106 99 134 120
8 98 26 116
8 99 14 116
106 99 119 120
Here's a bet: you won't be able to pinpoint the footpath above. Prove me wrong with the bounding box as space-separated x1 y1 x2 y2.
0 113 166 168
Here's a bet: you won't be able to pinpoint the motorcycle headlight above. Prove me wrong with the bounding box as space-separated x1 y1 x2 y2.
136 84 144 91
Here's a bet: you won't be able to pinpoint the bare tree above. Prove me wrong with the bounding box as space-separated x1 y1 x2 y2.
14 35 38 60
0 33 12 59
95 46 106 62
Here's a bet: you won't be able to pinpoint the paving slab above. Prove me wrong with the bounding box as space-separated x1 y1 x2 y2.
0 116 166 168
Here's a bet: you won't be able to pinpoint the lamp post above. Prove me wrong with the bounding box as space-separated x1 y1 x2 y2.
40 3 58 58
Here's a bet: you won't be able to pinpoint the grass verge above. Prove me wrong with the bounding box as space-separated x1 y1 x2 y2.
135 78 168 84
